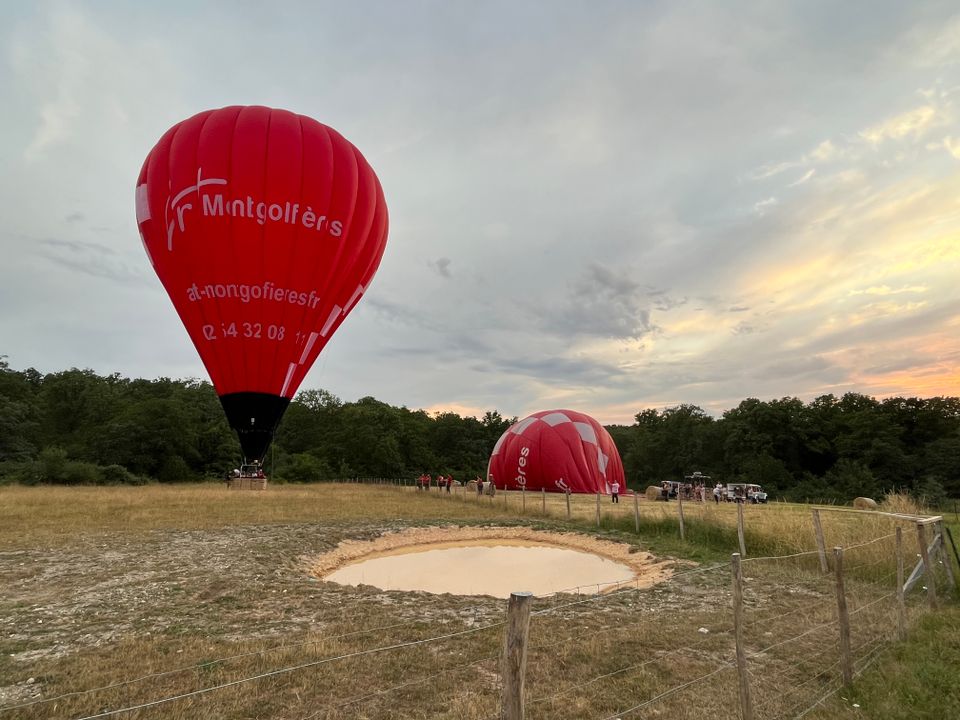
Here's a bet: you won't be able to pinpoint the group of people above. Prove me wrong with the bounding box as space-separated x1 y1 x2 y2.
662 481 708 501
659 481 751 503
720 484 751 503
229 464 265 479
474 477 494 496
416 473 454 492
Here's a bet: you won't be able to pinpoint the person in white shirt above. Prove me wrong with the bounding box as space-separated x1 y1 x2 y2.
611 481 620 503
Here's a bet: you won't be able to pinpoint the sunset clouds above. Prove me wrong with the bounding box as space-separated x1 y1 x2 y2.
1 1 958 423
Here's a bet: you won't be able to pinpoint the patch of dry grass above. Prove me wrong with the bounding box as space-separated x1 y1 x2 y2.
0 483 953 720
0 483 508 548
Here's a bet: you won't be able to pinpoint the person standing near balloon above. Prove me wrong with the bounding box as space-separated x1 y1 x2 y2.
611 481 620 503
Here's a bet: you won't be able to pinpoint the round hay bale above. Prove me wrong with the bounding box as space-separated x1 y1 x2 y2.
646 485 663 501
853 496 878 510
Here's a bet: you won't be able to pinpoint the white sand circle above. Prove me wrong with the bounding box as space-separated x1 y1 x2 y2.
310 526 672 598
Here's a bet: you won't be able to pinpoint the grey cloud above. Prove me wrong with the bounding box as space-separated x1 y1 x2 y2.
491 354 628 386
802 300 960 357
366 296 445 334
862 355 936 375
428 257 452 278
651 294 689 312
540 263 657 340
386 332 491 360
2 2 958 424
755 356 834 381
34 238 144 283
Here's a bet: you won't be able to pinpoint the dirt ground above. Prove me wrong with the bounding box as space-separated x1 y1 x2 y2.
0 487 912 719
0 518 694 713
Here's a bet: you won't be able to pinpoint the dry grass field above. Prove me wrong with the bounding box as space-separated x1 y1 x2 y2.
0 483 955 719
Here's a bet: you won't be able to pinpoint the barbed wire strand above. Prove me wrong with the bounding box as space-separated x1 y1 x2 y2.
848 591 895 617
841 531 897 552
531 612 732 653
69 619 506 720
747 617 838 657
854 639 892 676
535 557 723 601
529 630 733 705
745 595 834 629
844 555 896 574
747 637 840 687
533 562 728 617
741 548 824 563
753 657 842 713
0 617 452 714
790 677 843 719
299 652 500 720
597 661 733 720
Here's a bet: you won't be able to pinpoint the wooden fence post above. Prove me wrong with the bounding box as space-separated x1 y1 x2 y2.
677 492 686 541
565 489 571 520
731 553 755 720
633 491 640 533
936 521 957 592
522 486 526 514
917 522 938 609
812 509 828 573
595 491 601 527
737 502 747 557
896 526 906 641
541 488 546 515
501 591 533 720
834 546 853 687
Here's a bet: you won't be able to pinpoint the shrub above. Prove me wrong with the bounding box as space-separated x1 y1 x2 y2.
99 464 152 485
157 455 194 483
280 453 329 483
62 460 101 485
37 447 69 483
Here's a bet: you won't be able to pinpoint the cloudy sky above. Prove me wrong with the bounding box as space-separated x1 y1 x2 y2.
2 1 959 424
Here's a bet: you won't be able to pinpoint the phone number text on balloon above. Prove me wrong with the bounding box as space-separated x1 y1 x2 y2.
202 322 286 341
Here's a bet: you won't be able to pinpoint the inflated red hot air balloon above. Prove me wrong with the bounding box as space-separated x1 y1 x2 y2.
136 106 388 461
487 410 624 494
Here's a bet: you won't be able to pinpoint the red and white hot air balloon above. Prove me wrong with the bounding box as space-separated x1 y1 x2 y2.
136 106 388 461
486 409 625 494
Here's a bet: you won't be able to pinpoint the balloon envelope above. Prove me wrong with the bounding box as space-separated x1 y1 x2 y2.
486 410 625 493
136 106 388 460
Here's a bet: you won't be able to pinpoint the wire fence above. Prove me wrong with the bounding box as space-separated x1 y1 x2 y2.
1 480 954 719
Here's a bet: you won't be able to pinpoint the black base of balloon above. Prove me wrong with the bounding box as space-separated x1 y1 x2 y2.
219 392 291 462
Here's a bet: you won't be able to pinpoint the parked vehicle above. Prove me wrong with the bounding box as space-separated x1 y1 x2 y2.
725 482 768 503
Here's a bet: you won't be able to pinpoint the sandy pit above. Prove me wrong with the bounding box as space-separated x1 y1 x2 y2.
310 526 673 597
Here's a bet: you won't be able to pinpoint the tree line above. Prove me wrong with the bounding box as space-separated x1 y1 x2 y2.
1 359 957 503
